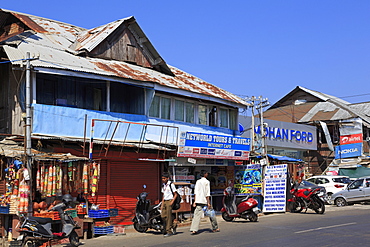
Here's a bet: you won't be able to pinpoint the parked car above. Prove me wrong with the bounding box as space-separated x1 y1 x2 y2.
331 177 370 207
306 175 351 200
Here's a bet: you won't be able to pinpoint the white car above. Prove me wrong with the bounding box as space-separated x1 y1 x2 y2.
306 175 351 200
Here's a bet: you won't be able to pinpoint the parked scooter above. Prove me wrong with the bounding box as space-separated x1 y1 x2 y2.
221 186 260 222
288 181 325 214
132 185 165 233
17 194 80 247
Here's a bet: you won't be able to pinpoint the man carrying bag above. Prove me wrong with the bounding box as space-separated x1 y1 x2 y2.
161 173 178 237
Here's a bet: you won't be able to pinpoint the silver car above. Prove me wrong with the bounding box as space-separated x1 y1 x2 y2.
331 177 370 207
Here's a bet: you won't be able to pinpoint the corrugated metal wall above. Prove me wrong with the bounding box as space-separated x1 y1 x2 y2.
108 160 160 225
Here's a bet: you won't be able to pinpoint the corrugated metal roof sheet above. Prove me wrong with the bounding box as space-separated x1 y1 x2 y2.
75 18 129 52
0 9 247 106
0 137 87 160
298 86 350 105
3 34 246 105
265 100 370 127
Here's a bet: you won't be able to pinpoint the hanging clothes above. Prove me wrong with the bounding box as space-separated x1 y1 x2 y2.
47 165 53 197
36 164 41 191
56 165 63 197
83 163 89 195
91 163 98 197
18 169 30 213
68 162 73 181
42 166 48 197
51 165 56 196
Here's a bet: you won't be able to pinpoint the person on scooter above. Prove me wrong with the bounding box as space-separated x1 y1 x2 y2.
190 170 220 235
161 173 178 237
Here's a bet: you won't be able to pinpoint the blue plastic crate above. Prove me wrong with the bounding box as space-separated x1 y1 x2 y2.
88 209 109 218
109 208 118 217
0 206 9 214
93 225 114 235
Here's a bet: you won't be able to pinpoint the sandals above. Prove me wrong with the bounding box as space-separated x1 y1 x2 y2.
190 231 198 235
212 229 220 232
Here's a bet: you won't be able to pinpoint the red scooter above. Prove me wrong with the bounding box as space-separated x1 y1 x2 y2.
288 181 325 214
221 186 260 222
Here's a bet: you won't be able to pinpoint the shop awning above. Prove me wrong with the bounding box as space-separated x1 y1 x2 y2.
267 154 303 162
256 154 303 162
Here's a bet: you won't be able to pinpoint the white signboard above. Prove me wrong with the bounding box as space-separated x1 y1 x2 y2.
263 164 287 213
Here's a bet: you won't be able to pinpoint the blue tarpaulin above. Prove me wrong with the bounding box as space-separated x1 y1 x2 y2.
257 154 303 162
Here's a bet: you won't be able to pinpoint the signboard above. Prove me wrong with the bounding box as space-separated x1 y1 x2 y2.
340 133 363 145
234 164 262 195
335 118 363 159
239 117 317 150
263 164 287 213
177 132 250 160
335 142 363 159
210 166 234 193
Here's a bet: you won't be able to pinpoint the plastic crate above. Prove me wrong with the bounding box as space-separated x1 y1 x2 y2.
0 206 9 214
34 212 61 220
93 225 114 235
88 209 109 218
65 209 77 218
109 208 118 217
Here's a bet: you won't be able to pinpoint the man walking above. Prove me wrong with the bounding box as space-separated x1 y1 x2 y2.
161 173 178 237
190 170 220 234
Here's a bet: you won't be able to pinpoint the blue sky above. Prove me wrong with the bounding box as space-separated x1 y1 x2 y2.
2 1 370 105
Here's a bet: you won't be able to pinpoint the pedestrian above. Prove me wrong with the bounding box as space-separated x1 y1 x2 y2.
190 170 220 234
161 172 178 237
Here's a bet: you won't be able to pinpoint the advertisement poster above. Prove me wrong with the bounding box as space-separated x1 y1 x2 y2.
234 164 262 195
335 118 363 159
335 142 363 159
209 166 235 194
178 132 250 160
263 164 287 213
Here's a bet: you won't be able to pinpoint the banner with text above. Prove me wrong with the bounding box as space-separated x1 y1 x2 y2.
234 164 262 195
263 164 287 213
177 132 251 160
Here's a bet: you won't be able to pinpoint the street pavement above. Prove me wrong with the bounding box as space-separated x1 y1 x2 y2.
56 203 370 247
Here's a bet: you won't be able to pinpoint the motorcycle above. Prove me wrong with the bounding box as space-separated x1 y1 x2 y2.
132 185 165 233
16 194 80 247
221 186 260 222
288 181 325 214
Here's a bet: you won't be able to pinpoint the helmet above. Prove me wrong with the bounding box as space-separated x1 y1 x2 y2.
62 194 73 203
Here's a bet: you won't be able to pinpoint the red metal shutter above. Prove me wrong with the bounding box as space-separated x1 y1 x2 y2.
108 160 160 225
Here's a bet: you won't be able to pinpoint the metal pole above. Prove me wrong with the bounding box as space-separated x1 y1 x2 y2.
259 96 265 156
250 97 255 154
26 52 31 156
25 52 33 216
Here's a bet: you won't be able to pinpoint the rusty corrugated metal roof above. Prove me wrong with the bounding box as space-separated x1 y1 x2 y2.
0 137 87 160
74 18 130 52
1 9 247 106
265 100 370 127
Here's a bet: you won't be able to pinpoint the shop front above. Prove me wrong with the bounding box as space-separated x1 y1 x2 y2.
172 131 251 211
0 149 90 241
239 117 317 212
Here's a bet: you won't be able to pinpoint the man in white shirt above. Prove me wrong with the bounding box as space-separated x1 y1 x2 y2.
190 170 219 234
161 173 178 237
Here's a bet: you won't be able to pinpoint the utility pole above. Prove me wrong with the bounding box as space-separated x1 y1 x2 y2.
249 96 256 154
26 52 32 156
246 96 269 162
257 96 269 164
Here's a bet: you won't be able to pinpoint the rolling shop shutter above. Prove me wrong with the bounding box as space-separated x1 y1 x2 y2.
108 160 160 225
